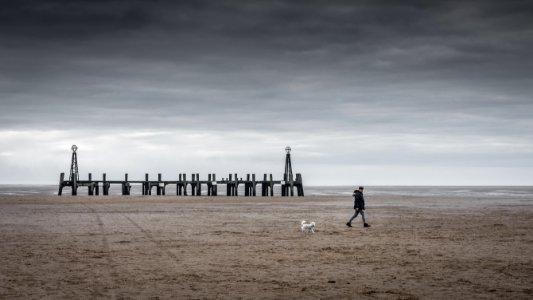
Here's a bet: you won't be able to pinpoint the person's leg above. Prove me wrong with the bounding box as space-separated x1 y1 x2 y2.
347 209 359 224
359 209 366 225
360 210 370 227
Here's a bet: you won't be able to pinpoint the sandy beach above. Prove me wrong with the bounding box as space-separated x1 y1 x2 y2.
1 195 532 299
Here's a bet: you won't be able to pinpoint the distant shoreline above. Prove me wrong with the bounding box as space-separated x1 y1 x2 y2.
0 184 532 198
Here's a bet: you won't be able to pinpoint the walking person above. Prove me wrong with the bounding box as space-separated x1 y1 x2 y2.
346 186 370 228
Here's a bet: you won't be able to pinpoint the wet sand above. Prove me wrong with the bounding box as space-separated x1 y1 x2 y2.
1 195 532 299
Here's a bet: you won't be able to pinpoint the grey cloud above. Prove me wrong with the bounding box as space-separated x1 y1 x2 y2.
1 1 532 185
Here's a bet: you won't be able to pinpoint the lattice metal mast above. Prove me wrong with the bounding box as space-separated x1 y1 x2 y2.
69 145 79 182
284 146 294 196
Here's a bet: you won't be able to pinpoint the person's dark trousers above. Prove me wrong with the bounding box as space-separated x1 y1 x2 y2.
347 208 366 226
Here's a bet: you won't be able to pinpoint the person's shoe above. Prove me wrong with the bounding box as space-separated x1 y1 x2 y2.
346 223 352 227
364 223 371 228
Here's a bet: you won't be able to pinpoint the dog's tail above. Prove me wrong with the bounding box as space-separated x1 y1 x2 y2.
301 220 306 225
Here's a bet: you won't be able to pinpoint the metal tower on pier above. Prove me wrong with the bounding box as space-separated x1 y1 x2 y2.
284 146 294 196
69 145 79 182
58 145 80 196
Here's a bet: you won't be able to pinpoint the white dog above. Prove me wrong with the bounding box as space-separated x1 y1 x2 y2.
301 220 316 233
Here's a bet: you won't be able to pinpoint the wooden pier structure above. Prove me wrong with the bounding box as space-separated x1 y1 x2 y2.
58 146 304 197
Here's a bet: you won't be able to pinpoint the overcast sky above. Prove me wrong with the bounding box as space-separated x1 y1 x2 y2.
1 0 532 185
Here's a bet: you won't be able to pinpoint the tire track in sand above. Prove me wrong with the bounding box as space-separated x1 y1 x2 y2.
80 203 119 299
122 214 181 263
93 202 181 265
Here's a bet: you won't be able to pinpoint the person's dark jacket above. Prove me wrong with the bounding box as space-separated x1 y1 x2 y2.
353 190 365 210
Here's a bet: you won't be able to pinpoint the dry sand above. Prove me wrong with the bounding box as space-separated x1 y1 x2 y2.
0 195 532 299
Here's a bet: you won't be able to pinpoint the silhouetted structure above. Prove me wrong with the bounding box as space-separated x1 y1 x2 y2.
58 145 79 195
281 146 304 196
58 146 304 197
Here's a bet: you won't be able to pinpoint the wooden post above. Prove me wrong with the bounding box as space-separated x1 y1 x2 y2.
183 173 188 196
178 173 183 196
212 174 217 196
296 173 304 196
88 173 93 195
269 174 274 197
102 173 108 196
261 174 267 196
196 173 200 196
252 174 256 196
145 173 150 195
207 174 212 196
245 174 250 196
234 173 238 196
191 174 196 195
123 173 130 195
282 173 286 196
58 173 64 196
227 174 232 196
177 173 182 196
157 173 162 195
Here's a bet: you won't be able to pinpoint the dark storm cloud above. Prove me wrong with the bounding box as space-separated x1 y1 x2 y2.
3 0 532 62
0 0 149 38
1 0 532 134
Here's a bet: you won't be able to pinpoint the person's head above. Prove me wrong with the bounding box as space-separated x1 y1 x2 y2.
358 186 364 191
